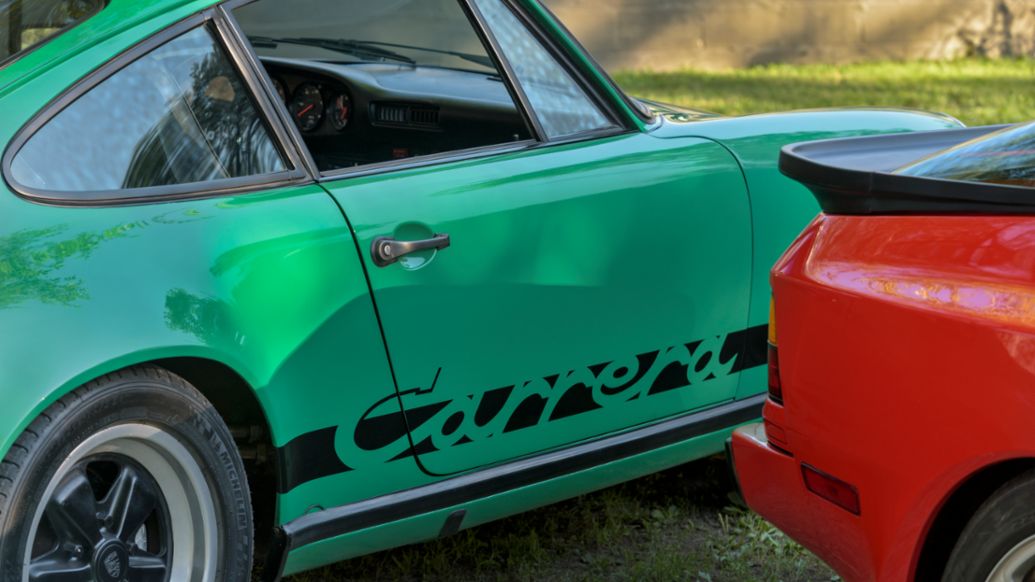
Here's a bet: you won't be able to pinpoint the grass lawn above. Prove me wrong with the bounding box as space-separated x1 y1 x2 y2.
285 458 834 582
288 59 1035 581
615 59 1035 126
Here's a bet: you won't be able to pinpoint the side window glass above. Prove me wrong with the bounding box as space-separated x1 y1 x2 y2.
472 0 615 140
232 0 534 173
9 26 288 196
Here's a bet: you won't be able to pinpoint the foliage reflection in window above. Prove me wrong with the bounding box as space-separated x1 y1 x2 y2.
472 0 614 139
10 26 287 195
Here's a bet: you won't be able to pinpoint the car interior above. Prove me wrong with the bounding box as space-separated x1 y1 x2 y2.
232 0 534 173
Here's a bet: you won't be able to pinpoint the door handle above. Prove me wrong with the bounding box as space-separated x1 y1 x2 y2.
372 234 451 267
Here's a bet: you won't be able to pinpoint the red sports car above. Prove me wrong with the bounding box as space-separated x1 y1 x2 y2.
731 122 1035 582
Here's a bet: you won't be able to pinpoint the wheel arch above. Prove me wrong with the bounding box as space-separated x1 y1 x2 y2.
152 357 281 553
913 457 1035 581
0 351 285 553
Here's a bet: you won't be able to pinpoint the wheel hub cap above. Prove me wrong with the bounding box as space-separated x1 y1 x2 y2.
94 540 129 582
23 424 219 582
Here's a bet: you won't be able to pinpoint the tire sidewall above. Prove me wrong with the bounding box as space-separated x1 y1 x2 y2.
944 470 1035 582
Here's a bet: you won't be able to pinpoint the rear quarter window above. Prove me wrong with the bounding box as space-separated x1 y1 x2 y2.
0 0 107 67
7 24 291 201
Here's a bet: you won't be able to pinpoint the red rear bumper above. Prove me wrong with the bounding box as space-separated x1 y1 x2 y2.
731 424 879 582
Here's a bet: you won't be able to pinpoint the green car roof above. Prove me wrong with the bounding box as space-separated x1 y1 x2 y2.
0 0 208 93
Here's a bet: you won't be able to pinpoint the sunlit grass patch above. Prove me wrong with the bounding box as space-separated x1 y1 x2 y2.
614 58 1035 126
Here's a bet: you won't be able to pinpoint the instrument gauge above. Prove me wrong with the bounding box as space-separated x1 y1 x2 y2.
327 93 352 132
288 83 324 133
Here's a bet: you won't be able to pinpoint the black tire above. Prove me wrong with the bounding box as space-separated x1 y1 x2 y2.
944 468 1035 582
0 366 253 582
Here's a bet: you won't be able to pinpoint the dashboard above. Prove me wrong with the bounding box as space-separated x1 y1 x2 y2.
260 58 532 172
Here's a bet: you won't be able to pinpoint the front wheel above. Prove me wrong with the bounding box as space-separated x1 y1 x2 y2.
0 367 253 582
944 468 1035 582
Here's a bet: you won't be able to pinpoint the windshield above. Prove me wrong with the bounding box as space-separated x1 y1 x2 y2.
233 0 496 73
0 0 106 67
897 121 1035 188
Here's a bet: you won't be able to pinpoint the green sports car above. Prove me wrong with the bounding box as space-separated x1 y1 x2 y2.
0 0 962 580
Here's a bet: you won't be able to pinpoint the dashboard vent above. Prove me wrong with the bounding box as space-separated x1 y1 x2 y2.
372 103 440 129
410 107 439 126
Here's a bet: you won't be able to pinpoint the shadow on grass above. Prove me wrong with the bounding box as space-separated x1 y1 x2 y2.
283 457 835 582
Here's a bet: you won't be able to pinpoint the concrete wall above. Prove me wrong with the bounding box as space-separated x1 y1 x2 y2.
542 0 1035 70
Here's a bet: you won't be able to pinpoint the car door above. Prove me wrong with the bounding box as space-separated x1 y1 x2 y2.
322 0 752 475
231 0 753 476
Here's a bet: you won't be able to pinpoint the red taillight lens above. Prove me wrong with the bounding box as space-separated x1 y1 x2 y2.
767 343 783 403
802 464 861 515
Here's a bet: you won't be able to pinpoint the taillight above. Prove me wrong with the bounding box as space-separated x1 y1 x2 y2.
768 297 783 404
802 464 861 515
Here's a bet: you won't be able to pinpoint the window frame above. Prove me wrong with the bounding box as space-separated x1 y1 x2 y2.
0 0 110 71
1 8 310 206
223 0 636 184
3 0 644 206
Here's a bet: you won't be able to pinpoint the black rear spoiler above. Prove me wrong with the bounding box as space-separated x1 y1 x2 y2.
779 125 1035 215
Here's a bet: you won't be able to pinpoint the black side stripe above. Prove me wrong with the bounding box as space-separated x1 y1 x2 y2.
263 394 766 581
726 324 769 373
277 426 353 493
274 323 769 494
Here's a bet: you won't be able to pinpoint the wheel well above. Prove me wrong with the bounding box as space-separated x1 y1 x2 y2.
914 458 1035 581
152 357 278 557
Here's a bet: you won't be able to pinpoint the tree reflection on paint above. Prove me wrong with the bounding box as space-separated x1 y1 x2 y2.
0 222 141 308
164 288 233 346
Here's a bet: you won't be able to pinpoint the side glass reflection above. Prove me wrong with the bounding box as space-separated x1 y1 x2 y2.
0 223 137 308
473 0 614 139
10 26 286 195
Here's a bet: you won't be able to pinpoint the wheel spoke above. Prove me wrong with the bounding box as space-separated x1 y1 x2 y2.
26 556 91 582
45 468 101 547
103 465 159 542
127 554 167 582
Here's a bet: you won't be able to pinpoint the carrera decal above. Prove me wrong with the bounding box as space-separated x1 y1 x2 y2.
277 324 768 493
